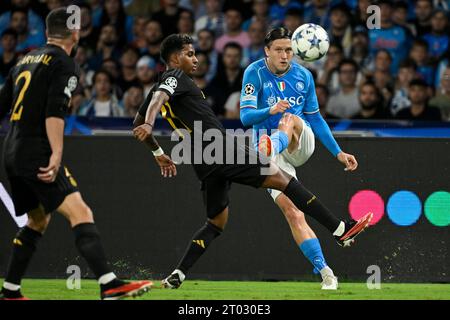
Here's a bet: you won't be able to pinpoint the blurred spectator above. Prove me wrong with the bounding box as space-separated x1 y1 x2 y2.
242 19 266 68
409 39 435 86
79 70 124 117
179 0 207 19
136 55 156 97
45 0 63 12
88 24 122 71
122 85 144 117
390 58 417 115
124 0 160 17
350 26 371 74
327 58 361 118
434 0 450 10
368 0 410 74
177 9 195 37
429 66 450 120
99 0 134 45
317 42 344 94
224 91 241 119
316 84 340 119
270 0 303 27
70 92 86 116
152 0 183 37
392 1 416 36
396 78 441 120
192 51 210 89
283 7 303 33
215 8 250 54
130 16 149 50
303 0 331 29
88 0 104 27
410 0 433 36
353 0 370 27
79 4 99 58
195 0 225 37
243 0 271 31
4 7 45 55
328 3 352 56
74 45 90 73
0 28 18 86
423 9 449 61
196 28 218 82
142 20 164 71
352 82 390 119
370 49 393 75
372 69 394 105
118 45 140 92
206 42 244 116
0 0 45 42
101 58 123 97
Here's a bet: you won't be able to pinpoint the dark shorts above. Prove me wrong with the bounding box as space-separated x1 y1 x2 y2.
201 162 268 219
6 165 79 216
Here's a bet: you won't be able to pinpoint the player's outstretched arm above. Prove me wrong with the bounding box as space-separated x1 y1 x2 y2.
133 113 161 151
133 91 177 178
305 111 358 171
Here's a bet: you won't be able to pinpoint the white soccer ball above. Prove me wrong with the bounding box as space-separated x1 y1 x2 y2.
291 23 329 62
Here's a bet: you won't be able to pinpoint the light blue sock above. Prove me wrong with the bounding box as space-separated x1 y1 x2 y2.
269 131 289 155
299 238 328 274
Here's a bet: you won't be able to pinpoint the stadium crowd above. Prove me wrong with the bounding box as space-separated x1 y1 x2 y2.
0 0 450 121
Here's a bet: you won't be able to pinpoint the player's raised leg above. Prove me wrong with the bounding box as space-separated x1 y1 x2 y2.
259 113 302 157
262 166 373 247
275 194 337 289
0 206 49 300
57 192 152 300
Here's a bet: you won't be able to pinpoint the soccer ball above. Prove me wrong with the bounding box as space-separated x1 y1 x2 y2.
291 23 329 62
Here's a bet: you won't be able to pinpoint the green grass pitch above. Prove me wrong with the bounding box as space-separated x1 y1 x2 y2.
3 279 450 300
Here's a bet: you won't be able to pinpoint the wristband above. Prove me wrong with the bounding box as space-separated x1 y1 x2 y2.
152 147 164 157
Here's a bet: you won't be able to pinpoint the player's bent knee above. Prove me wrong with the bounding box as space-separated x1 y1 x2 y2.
208 208 228 230
57 192 94 224
27 214 51 233
27 206 51 233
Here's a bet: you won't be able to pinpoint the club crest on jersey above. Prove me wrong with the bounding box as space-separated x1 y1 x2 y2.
277 81 286 91
267 95 276 107
296 81 304 91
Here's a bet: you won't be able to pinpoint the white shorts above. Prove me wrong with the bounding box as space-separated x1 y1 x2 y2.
268 118 315 201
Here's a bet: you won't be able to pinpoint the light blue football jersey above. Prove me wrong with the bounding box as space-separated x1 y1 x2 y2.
240 58 319 143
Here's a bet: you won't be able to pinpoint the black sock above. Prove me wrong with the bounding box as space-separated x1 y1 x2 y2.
73 223 112 280
177 222 222 274
283 178 341 233
5 226 42 286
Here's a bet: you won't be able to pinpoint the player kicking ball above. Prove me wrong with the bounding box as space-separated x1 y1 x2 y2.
0 8 151 300
240 27 373 289
133 33 372 291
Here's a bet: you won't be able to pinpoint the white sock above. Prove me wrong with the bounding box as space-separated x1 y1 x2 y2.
319 266 334 280
173 269 186 282
98 272 117 285
3 281 20 291
332 221 345 237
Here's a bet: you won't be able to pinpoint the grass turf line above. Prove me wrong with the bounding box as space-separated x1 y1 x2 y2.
2 279 449 300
